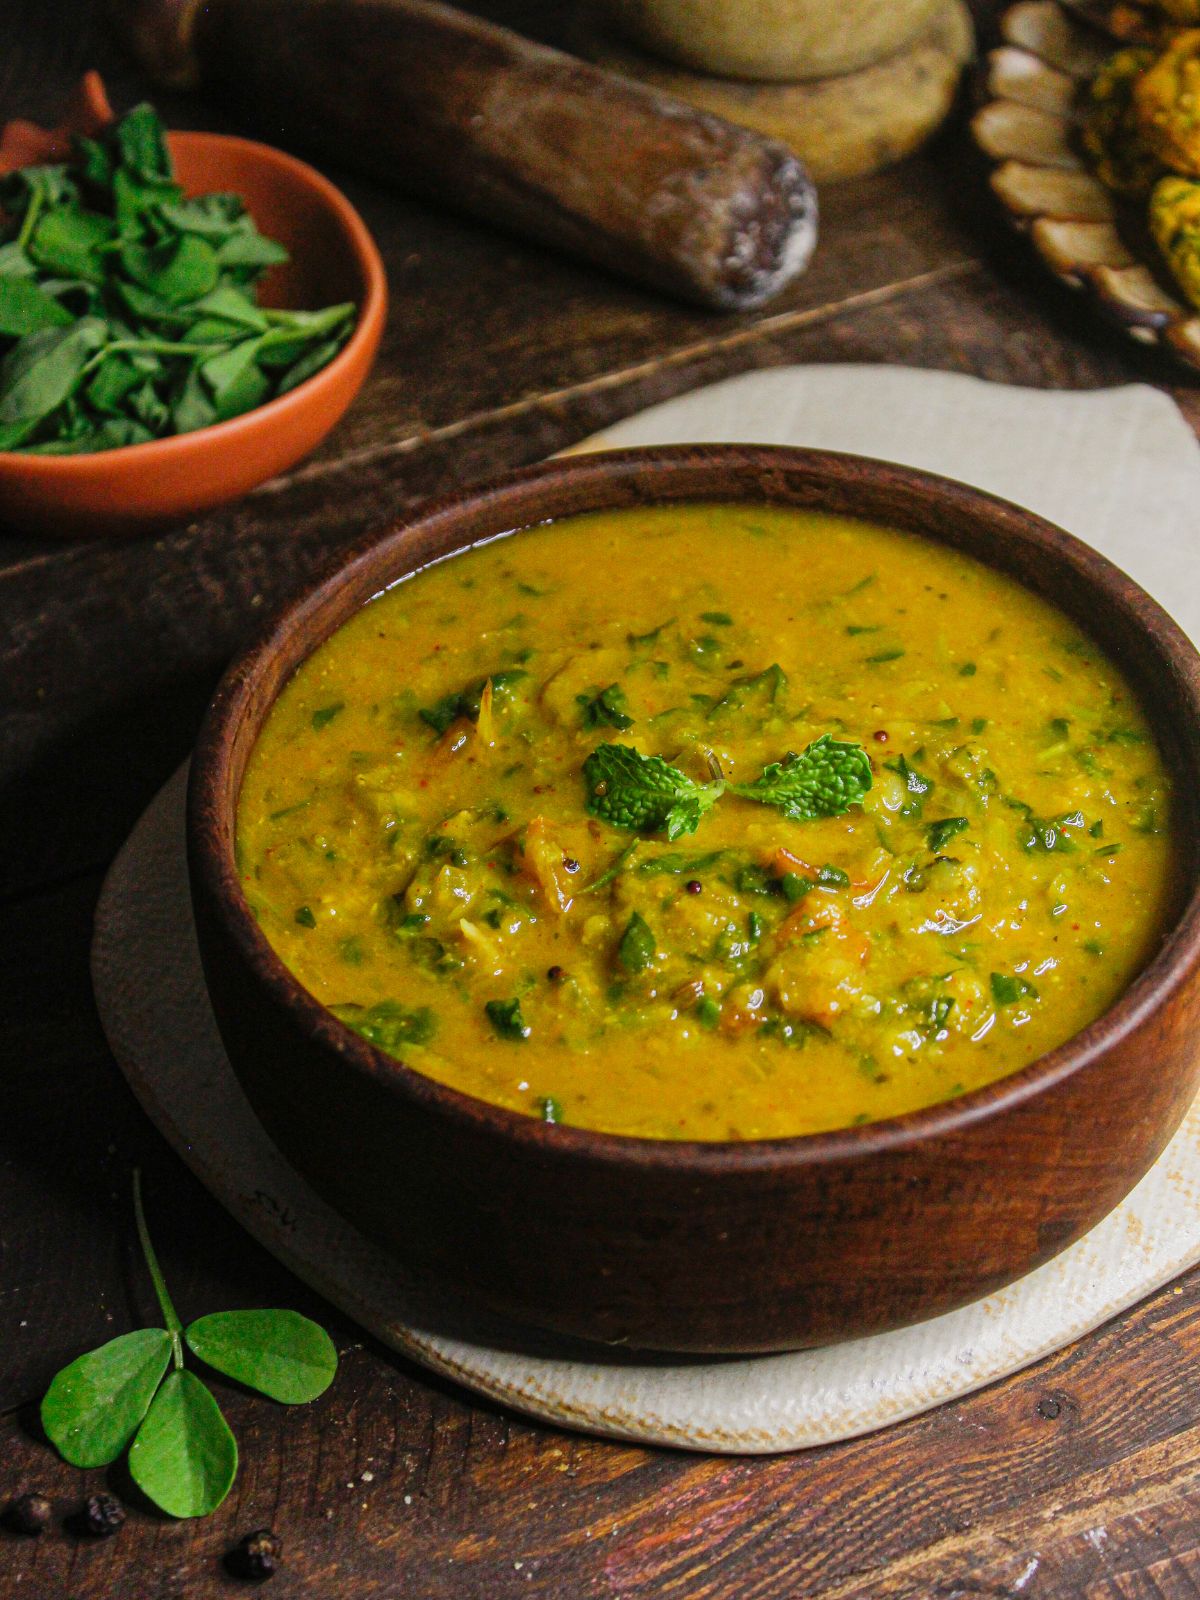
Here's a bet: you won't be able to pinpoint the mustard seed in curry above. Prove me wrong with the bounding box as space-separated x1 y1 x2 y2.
237 505 1174 1141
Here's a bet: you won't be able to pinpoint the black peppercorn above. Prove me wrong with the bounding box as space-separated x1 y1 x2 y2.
685 879 703 895
6 1492 51 1535
81 1492 125 1537
546 964 565 983
232 1528 283 1581
562 856 580 874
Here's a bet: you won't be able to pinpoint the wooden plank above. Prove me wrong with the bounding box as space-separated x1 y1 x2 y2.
5 1272 1200 1596
10 6 1200 1595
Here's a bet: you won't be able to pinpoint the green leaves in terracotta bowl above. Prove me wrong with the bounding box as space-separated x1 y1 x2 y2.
0 101 356 454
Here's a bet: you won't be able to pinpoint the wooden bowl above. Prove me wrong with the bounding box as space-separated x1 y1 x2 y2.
187 446 1200 1354
0 127 386 541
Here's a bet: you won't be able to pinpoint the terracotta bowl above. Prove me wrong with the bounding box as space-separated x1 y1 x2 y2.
188 446 1200 1354
0 129 386 541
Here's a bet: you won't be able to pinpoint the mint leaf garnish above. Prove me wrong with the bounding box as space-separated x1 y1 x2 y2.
582 743 724 841
730 735 872 821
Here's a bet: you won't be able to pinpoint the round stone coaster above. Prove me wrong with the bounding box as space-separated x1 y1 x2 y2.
595 0 943 84
579 0 975 181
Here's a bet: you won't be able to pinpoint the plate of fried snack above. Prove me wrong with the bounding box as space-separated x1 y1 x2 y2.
972 0 1200 369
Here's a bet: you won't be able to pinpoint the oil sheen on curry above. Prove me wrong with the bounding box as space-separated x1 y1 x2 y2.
237 505 1174 1141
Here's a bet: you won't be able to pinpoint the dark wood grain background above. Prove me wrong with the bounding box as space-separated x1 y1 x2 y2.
5 1 1200 1593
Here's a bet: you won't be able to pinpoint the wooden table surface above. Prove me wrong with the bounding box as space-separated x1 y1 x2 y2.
6 2 1200 1594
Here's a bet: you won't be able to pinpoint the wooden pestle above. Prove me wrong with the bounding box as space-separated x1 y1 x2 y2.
112 0 819 310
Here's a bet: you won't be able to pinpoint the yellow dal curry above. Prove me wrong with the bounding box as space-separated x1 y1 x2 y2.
237 505 1174 1140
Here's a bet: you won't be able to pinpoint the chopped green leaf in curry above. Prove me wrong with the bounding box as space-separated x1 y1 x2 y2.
236 504 1175 1141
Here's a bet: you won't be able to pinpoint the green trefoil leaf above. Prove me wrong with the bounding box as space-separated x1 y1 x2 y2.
41 1327 172 1468
185 1309 338 1404
128 1368 238 1519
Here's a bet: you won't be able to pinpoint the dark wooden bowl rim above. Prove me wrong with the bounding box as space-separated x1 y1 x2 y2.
189 444 1200 1178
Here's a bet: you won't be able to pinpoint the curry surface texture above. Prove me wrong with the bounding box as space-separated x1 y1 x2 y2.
236 505 1174 1140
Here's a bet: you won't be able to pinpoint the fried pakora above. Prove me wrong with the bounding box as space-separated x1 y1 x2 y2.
1133 28 1200 174
1099 3 1185 44
1082 47 1163 194
1149 172 1200 304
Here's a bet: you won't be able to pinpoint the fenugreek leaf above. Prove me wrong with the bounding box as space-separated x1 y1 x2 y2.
927 816 969 852
0 276 73 337
0 242 36 278
127 1369 238 1519
157 191 248 240
617 911 656 972
276 335 346 396
28 205 114 283
185 1310 337 1405
486 997 530 1040
216 230 289 271
0 318 105 429
330 1000 437 1050
577 683 634 731
120 232 220 305
24 416 154 454
41 1328 172 1468
114 102 172 180
171 362 217 435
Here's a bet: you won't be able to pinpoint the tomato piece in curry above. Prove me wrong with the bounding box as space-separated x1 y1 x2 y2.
236 505 1174 1141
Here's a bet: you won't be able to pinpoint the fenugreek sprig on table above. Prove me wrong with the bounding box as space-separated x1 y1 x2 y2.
41 1170 337 1518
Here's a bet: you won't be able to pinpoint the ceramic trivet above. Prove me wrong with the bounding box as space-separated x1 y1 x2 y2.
93 366 1200 1453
